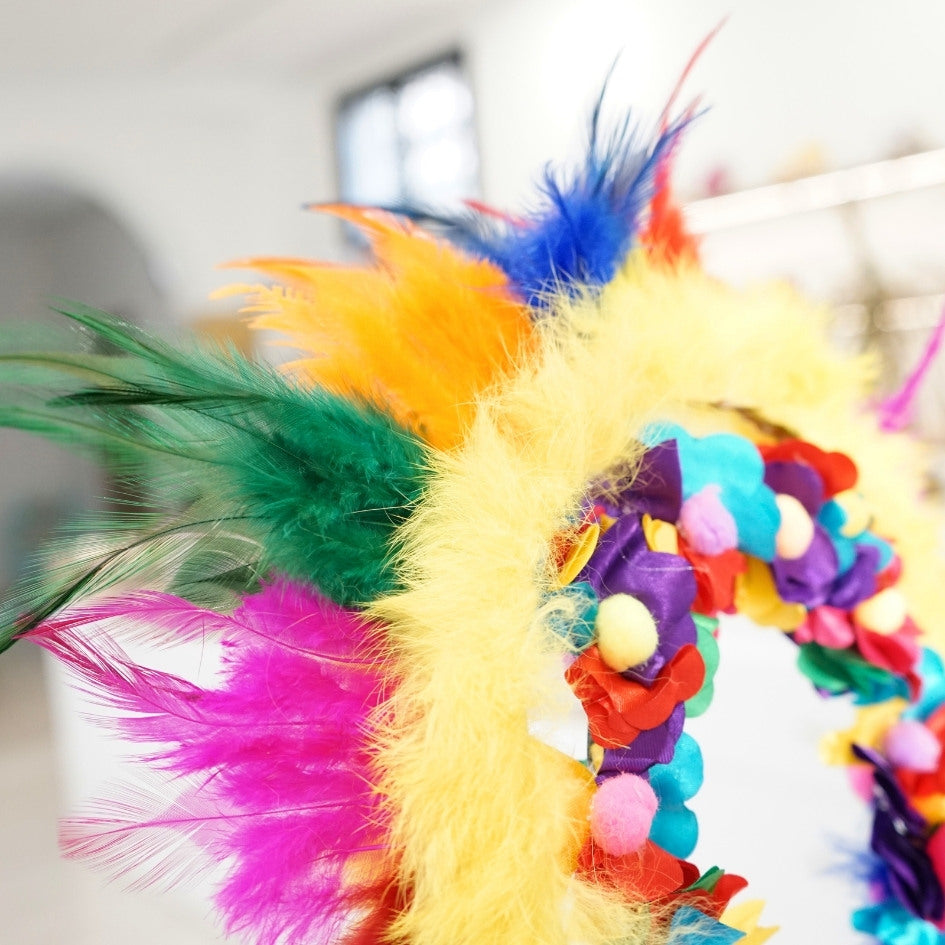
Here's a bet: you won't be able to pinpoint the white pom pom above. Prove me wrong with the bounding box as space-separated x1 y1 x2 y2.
854 588 908 635
775 493 815 560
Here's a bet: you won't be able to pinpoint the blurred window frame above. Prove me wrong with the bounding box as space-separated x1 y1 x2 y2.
334 50 480 242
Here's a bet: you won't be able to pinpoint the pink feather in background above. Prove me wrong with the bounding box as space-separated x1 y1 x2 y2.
876 303 945 433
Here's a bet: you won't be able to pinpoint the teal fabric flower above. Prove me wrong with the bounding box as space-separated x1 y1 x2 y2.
853 902 945 945
650 424 780 561
670 905 745 943
906 649 945 722
543 580 598 649
649 732 703 858
819 498 894 574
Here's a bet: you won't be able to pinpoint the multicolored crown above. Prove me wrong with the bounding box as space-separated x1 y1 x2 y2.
3 82 945 945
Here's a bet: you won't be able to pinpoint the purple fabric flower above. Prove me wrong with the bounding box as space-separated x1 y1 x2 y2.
773 529 880 611
597 704 687 776
578 513 696 682
853 745 945 922
767 453 881 611
764 460 824 516
828 543 881 610
596 440 683 523
772 524 839 607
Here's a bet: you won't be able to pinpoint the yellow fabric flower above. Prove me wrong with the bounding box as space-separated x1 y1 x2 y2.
734 556 806 631
820 698 907 766
642 513 680 555
720 899 778 944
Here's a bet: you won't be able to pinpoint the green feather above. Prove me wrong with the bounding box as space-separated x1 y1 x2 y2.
0 302 430 647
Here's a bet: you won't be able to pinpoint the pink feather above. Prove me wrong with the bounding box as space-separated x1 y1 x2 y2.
877 302 945 432
28 579 393 945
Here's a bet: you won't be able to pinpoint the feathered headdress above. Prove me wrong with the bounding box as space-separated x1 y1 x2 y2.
3 77 945 945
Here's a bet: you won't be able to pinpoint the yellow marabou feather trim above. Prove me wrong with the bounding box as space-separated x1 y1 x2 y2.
367 253 945 945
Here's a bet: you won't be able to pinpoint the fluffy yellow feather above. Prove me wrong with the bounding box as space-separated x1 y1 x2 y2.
368 252 945 945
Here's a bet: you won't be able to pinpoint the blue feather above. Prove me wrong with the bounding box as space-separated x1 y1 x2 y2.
375 101 692 310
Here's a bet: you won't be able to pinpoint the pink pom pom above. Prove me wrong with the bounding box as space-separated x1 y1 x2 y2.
885 720 942 773
678 485 738 555
589 773 658 856
847 765 874 802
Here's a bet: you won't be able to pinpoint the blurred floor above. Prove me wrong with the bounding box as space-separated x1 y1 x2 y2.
0 643 224 944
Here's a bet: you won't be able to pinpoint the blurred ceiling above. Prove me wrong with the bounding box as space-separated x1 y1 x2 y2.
0 0 480 77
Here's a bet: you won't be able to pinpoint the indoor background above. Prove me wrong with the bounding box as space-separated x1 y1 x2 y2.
2 1 945 942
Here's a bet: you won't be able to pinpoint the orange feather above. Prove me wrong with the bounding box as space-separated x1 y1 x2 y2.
231 206 535 450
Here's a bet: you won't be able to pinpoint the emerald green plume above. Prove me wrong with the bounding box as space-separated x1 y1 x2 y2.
0 301 430 647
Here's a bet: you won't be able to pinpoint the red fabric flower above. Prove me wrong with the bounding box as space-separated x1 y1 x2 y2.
577 837 687 901
674 871 749 919
854 618 921 681
565 644 705 749
876 556 904 593
678 539 746 616
760 439 858 498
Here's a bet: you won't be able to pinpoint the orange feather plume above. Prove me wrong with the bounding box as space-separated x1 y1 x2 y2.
228 205 535 450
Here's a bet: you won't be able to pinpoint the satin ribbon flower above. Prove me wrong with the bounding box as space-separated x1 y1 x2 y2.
795 607 920 680
566 643 705 750
853 746 945 922
733 556 806 631
578 512 697 682
687 614 720 717
759 439 858 498
669 906 745 944
899 704 945 801
576 835 687 901
720 900 778 944
819 699 908 766
598 439 683 524
650 424 781 561
676 866 750 920
679 539 746 616
797 643 911 704
906 650 945 723
853 904 945 945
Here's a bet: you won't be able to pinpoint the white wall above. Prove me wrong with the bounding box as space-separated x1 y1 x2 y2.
3 1 944 324
0 79 337 320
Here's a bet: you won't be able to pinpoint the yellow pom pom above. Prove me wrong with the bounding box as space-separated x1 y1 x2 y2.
854 587 908 635
594 593 659 672
774 493 815 560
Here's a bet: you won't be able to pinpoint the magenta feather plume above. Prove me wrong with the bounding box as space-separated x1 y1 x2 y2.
27 579 393 945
